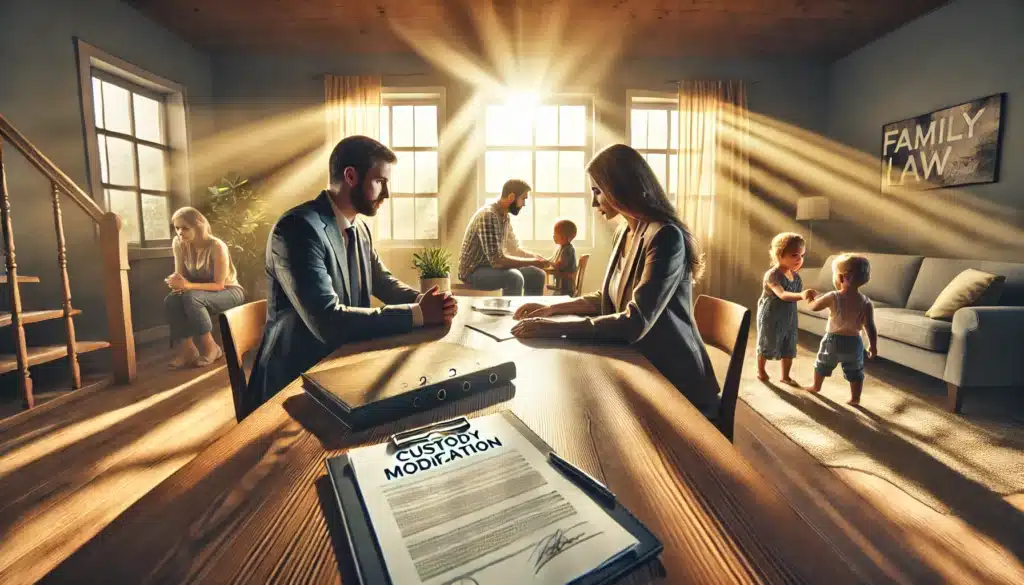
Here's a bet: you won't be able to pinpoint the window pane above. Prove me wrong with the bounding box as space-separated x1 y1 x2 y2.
414 151 438 194
105 136 136 186
486 105 531 146
534 197 559 244
142 194 170 240
559 105 586 146
414 197 439 240
558 151 585 193
97 135 109 183
133 94 163 144
508 201 533 241
535 151 558 193
630 109 648 148
392 106 414 147
392 198 415 240
105 189 139 243
485 150 531 193
375 198 392 240
137 145 167 191
102 81 132 134
647 109 668 149
92 77 104 129
535 105 558 146
647 153 667 192
670 110 679 150
669 153 678 195
414 105 438 147
392 151 414 193
379 106 390 146
559 197 587 241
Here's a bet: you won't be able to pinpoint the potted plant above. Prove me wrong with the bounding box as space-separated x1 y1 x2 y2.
412 247 452 294
200 175 273 299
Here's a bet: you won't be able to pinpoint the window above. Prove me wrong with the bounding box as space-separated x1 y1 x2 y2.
481 96 593 247
629 93 715 204
90 73 171 245
375 90 443 244
77 40 189 252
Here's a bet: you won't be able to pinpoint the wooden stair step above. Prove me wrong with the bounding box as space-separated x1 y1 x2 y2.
0 341 110 375
0 309 81 328
0 275 41 284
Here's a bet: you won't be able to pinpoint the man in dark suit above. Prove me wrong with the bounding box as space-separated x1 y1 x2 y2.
247 135 458 406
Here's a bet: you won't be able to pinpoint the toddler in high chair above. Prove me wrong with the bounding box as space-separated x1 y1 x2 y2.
757 233 816 385
548 219 578 296
804 253 878 405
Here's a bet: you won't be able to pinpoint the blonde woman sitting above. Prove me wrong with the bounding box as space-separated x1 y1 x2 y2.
165 207 245 368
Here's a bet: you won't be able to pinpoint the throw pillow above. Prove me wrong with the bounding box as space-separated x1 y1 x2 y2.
976 275 1006 306
924 269 999 320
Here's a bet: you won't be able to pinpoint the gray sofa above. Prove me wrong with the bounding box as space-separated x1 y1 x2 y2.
797 253 1024 413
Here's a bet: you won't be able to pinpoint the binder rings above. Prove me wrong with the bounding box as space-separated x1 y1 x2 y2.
302 343 517 431
324 411 664 585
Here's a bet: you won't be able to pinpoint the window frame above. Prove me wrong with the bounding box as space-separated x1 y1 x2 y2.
477 93 595 250
374 87 446 249
76 38 191 258
627 89 717 205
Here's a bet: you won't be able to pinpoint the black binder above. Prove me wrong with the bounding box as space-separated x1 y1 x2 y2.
324 411 664 585
302 343 517 431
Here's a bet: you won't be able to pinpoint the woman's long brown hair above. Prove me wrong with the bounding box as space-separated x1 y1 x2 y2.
587 144 705 281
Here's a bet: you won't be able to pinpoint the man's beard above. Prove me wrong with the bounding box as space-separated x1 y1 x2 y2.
352 176 383 216
508 202 523 216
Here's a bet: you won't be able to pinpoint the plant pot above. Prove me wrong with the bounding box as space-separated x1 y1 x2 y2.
420 276 451 294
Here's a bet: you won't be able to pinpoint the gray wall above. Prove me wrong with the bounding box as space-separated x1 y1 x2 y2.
210 51 829 309
0 0 213 356
824 0 1024 262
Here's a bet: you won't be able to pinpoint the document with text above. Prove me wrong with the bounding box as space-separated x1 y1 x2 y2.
348 413 638 585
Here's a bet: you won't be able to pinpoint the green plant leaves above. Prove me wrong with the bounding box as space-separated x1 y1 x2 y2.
412 246 452 279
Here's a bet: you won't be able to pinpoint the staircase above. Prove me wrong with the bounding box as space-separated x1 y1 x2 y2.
0 114 136 410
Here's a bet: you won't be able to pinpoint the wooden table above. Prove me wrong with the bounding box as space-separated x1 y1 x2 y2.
43 298 863 584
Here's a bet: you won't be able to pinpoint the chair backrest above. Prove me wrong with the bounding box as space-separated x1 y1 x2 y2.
694 294 751 442
574 254 591 296
218 299 267 422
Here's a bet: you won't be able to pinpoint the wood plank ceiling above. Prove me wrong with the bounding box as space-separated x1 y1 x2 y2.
125 0 950 60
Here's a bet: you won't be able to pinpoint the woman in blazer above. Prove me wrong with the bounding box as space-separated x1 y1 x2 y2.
512 144 720 417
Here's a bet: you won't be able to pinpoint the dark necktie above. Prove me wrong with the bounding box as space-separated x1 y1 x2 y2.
344 226 364 306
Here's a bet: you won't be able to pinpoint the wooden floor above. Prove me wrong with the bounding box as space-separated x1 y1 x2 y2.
1 342 1022 585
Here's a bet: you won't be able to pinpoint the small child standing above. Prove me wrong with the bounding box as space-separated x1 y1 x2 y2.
805 253 878 405
549 219 578 296
757 233 816 385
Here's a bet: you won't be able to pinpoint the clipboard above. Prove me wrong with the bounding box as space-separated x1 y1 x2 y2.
324 411 664 585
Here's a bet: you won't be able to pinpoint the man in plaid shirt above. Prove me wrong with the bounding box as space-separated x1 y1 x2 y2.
458 179 551 295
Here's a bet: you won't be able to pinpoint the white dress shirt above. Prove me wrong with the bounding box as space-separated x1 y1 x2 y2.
330 196 424 327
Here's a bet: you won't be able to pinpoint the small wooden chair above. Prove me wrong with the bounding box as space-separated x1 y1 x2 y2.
546 254 590 297
694 294 751 442
451 282 502 297
218 299 268 422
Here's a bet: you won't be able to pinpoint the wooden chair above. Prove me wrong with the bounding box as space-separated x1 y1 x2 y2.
694 294 751 442
451 282 502 297
218 299 267 422
546 254 591 296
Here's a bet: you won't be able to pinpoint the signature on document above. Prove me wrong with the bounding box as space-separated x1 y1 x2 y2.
528 522 603 574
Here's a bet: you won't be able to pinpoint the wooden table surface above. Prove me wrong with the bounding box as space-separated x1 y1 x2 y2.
42 298 864 585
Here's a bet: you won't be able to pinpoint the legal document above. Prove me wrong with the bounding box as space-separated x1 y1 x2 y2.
348 413 638 585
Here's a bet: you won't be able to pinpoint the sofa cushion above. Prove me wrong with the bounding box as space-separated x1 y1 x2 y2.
874 308 952 352
907 258 1024 310
924 269 1001 320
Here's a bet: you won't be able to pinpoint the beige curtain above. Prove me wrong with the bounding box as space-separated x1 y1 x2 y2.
677 80 750 302
324 75 382 148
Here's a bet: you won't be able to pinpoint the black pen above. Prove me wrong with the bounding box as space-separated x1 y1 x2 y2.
548 451 616 506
